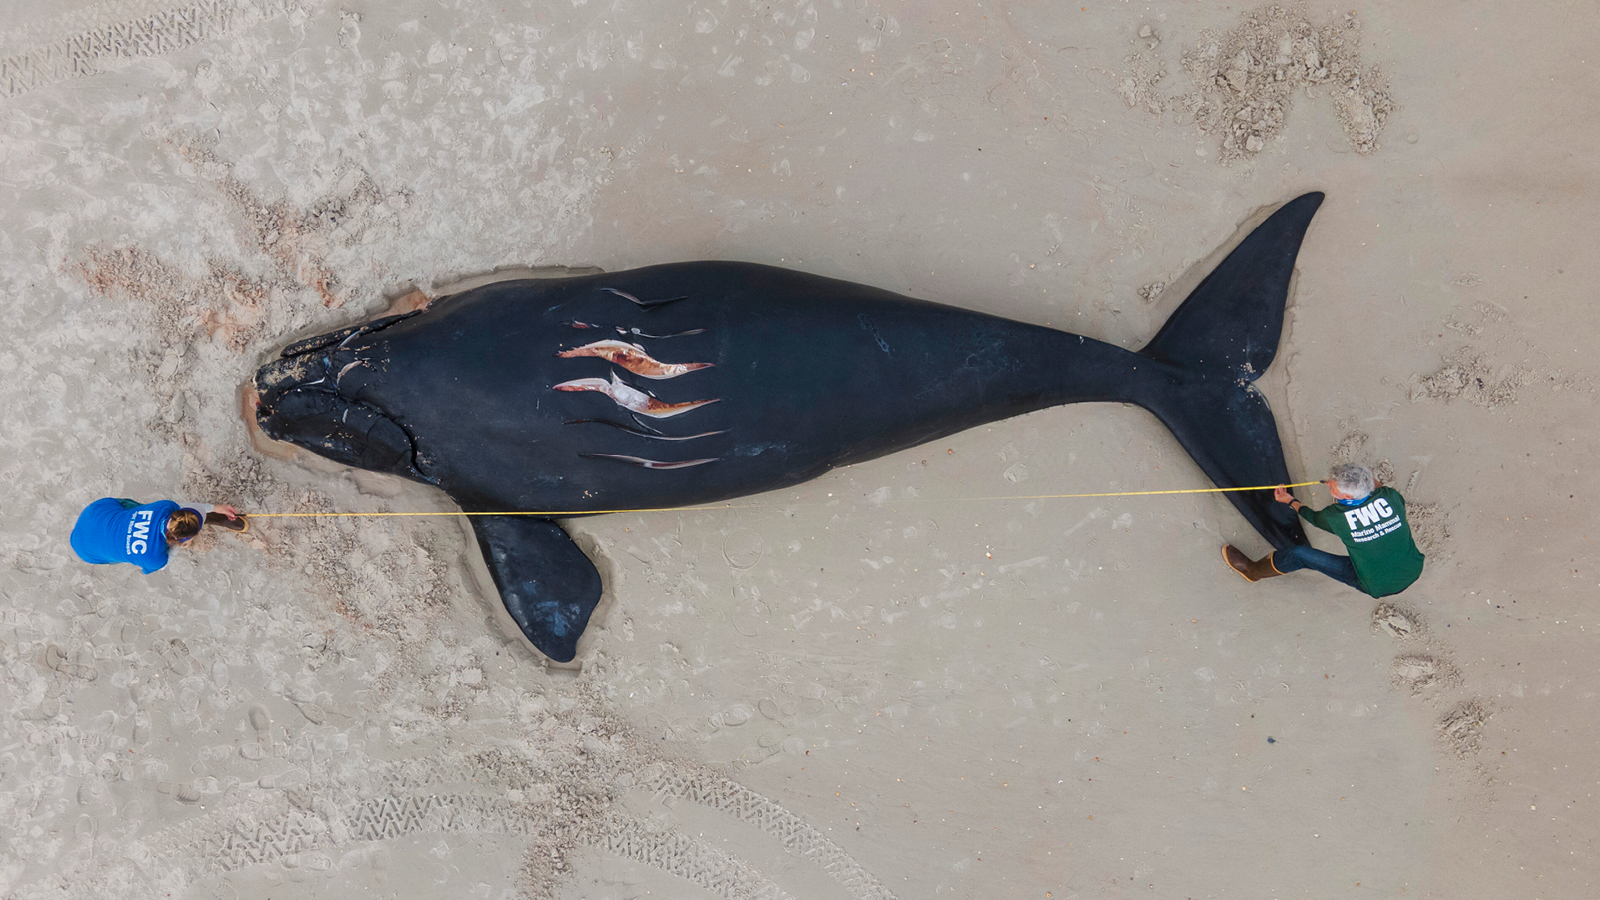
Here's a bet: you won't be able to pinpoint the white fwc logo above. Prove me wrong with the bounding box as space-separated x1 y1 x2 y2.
127 509 154 554
1344 498 1394 531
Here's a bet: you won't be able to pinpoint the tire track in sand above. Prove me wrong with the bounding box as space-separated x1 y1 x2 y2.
0 0 306 101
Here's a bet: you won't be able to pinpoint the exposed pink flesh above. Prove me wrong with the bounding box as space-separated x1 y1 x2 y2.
557 340 712 379
553 374 718 418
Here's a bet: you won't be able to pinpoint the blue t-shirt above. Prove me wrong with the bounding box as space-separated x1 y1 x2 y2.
71 498 182 574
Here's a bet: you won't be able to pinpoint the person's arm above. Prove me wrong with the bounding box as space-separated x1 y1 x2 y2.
1273 485 1305 514
1274 486 1329 532
173 500 216 520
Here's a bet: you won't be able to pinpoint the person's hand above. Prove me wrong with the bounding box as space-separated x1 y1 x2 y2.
1273 485 1294 505
215 504 240 519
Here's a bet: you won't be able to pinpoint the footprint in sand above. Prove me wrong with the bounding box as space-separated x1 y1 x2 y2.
44 643 99 681
1390 653 1460 694
248 704 272 738
1371 601 1423 640
1438 699 1491 757
1371 602 1491 760
241 705 273 760
154 637 196 676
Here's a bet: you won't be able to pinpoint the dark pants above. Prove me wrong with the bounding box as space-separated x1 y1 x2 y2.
1269 545 1362 591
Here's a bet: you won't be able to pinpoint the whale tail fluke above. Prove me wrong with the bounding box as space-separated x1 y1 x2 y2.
1135 192 1325 550
1139 379 1306 549
468 516 602 663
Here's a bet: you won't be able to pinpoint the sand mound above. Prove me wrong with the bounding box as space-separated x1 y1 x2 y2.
1121 4 1394 164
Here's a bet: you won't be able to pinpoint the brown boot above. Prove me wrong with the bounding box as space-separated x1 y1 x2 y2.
1223 545 1282 583
206 512 250 533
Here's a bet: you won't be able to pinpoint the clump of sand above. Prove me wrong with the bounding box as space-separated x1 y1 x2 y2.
1121 4 1394 164
1117 24 1169 117
1410 349 1533 410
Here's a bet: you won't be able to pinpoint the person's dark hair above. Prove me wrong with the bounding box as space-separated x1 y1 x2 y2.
166 509 202 541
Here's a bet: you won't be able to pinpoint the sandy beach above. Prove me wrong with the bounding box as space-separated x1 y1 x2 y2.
1 1 1595 897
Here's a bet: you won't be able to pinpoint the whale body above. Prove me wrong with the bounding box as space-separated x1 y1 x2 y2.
255 192 1324 661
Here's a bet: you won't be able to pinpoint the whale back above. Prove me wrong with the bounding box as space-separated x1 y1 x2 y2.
312 264 1136 513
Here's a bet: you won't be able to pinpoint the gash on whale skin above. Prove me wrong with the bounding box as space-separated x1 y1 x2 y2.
255 192 1325 662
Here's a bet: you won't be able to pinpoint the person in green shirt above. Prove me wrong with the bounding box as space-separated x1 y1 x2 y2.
1223 463 1425 597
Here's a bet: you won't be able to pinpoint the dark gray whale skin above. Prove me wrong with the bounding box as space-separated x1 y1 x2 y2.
255 192 1324 662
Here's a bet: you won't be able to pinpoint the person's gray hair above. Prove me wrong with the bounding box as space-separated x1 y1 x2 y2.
1330 463 1376 498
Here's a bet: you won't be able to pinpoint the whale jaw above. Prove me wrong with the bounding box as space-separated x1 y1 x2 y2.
253 350 429 483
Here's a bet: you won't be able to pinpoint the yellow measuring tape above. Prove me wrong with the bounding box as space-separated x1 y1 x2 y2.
246 481 1323 518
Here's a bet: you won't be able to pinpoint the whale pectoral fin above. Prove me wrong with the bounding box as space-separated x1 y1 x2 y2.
468 516 602 663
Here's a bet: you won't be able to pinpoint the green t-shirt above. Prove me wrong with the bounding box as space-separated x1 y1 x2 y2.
1298 486 1425 597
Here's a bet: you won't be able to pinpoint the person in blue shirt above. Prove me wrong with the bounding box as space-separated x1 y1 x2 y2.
70 499 248 574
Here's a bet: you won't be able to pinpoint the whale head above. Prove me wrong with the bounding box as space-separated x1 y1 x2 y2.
254 346 428 482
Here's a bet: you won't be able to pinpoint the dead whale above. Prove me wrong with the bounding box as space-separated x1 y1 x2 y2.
255 192 1324 661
